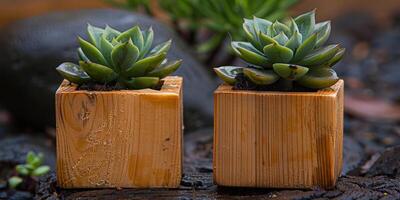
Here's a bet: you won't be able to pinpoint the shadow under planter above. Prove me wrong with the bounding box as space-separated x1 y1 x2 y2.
213 80 344 189
56 77 183 188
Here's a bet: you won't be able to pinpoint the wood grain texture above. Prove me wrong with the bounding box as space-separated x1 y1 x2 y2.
214 80 344 189
56 76 183 188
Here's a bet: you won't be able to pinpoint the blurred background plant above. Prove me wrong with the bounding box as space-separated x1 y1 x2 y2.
106 0 299 67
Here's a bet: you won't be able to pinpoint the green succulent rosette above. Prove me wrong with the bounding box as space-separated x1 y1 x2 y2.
214 10 345 90
56 24 182 89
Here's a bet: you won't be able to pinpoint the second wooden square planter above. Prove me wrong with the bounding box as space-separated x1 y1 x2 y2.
214 80 344 189
56 76 183 188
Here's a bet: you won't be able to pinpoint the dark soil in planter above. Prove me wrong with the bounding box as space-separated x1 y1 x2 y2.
77 80 164 91
77 82 126 91
233 73 318 92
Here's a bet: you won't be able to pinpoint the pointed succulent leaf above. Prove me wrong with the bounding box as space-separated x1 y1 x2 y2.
285 31 302 51
295 9 316 39
292 33 317 62
315 21 331 48
26 151 35 164
8 176 23 189
288 17 300 35
112 38 121 46
149 40 172 56
273 32 289 46
273 63 309 80
87 24 104 48
213 66 243 85
231 41 255 55
297 68 339 89
78 48 89 62
263 42 294 63
116 26 144 50
243 19 258 37
56 62 91 84
259 32 276 47
32 166 50 177
272 21 291 37
299 44 339 66
267 24 277 36
99 36 114 66
78 37 108 66
326 48 345 67
232 42 271 68
111 39 140 72
16 165 29 176
148 60 182 79
243 19 262 50
237 47 271 68
102 25 121 42
79 61 116 83
131 26 144 50
125 53 166 77
243 68 280 85
140 27 154 58
253 16 272 34
124 77 160 89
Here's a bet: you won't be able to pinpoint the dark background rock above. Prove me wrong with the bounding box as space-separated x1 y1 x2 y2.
342 136 364 175
366 146 400 178
0 8 215 130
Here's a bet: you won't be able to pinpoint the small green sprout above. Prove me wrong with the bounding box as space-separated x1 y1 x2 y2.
8 177 23 189
8 151 50 189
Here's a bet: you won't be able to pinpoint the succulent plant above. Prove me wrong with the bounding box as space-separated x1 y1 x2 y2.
8 151 50 189
56 24 182 89
214 10 345 90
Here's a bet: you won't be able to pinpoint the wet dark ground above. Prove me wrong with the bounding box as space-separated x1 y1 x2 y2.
1 12 400 199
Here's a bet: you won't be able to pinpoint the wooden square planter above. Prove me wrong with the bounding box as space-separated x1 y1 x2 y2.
56 76 183 188
213 80 344 189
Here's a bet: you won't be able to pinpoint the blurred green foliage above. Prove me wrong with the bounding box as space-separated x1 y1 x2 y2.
107 0 298 65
